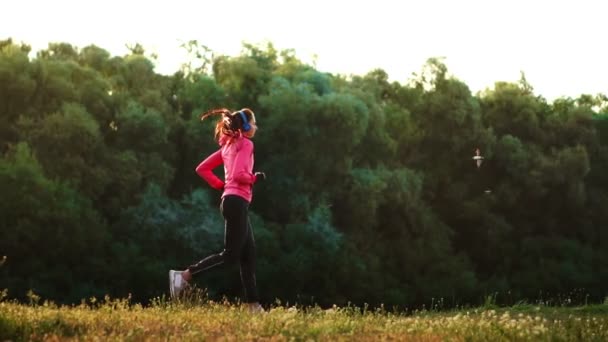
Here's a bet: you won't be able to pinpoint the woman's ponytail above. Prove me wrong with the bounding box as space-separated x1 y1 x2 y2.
201 108 254 142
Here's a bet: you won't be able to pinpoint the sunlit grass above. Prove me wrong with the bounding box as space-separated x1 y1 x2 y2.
1 290 608 341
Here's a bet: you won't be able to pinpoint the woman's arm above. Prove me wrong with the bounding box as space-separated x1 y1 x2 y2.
195 149 225 190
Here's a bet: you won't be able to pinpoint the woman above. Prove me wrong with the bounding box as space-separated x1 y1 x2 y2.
169 108 265 312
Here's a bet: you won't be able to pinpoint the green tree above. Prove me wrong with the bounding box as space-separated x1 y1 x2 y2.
0 143 108 302
213 43 278 108
18 102 109 199
110 101 174 191
0 40 36 148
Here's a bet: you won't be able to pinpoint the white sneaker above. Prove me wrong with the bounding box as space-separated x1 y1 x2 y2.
247 302 265 314
169 270 187 299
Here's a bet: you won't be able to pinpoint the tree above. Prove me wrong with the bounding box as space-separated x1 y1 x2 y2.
0 143 108 302
0 40 36 149
212 43 278 108
110 101 175 192
180 40 214 78
18 102 109 200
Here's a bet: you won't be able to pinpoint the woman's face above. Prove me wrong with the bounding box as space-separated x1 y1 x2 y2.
244 120 258 138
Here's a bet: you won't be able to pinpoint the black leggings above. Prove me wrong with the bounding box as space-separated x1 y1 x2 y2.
187 195 258 303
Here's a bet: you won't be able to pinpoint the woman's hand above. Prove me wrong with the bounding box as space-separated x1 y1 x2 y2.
254 172 266 182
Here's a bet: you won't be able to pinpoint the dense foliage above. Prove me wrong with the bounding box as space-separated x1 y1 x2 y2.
1 38 607 308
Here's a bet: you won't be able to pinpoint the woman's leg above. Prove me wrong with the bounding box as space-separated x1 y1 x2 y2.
240 217 259 303
186 195 249 275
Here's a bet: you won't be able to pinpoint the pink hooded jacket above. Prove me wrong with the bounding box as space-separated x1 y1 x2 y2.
195 135 258 203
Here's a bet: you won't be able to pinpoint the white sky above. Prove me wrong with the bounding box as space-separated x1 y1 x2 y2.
2 0 607 101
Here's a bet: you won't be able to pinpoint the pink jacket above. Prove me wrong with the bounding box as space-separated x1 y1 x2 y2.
195 135 257 203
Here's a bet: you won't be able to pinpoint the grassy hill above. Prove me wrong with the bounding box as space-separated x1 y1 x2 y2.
1 291 608 341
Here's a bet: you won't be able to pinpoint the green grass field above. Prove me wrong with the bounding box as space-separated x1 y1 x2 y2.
2 291 608 341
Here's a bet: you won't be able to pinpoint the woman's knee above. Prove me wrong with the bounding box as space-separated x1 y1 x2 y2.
220 249 241 264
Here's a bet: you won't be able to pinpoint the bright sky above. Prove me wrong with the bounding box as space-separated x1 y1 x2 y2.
3 0 607 101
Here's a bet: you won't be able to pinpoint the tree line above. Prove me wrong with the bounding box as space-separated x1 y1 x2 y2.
1 38 607 308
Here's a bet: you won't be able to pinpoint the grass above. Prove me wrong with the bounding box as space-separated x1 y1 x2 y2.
1 290 608 341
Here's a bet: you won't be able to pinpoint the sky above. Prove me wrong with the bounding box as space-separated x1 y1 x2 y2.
3 0 607 101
